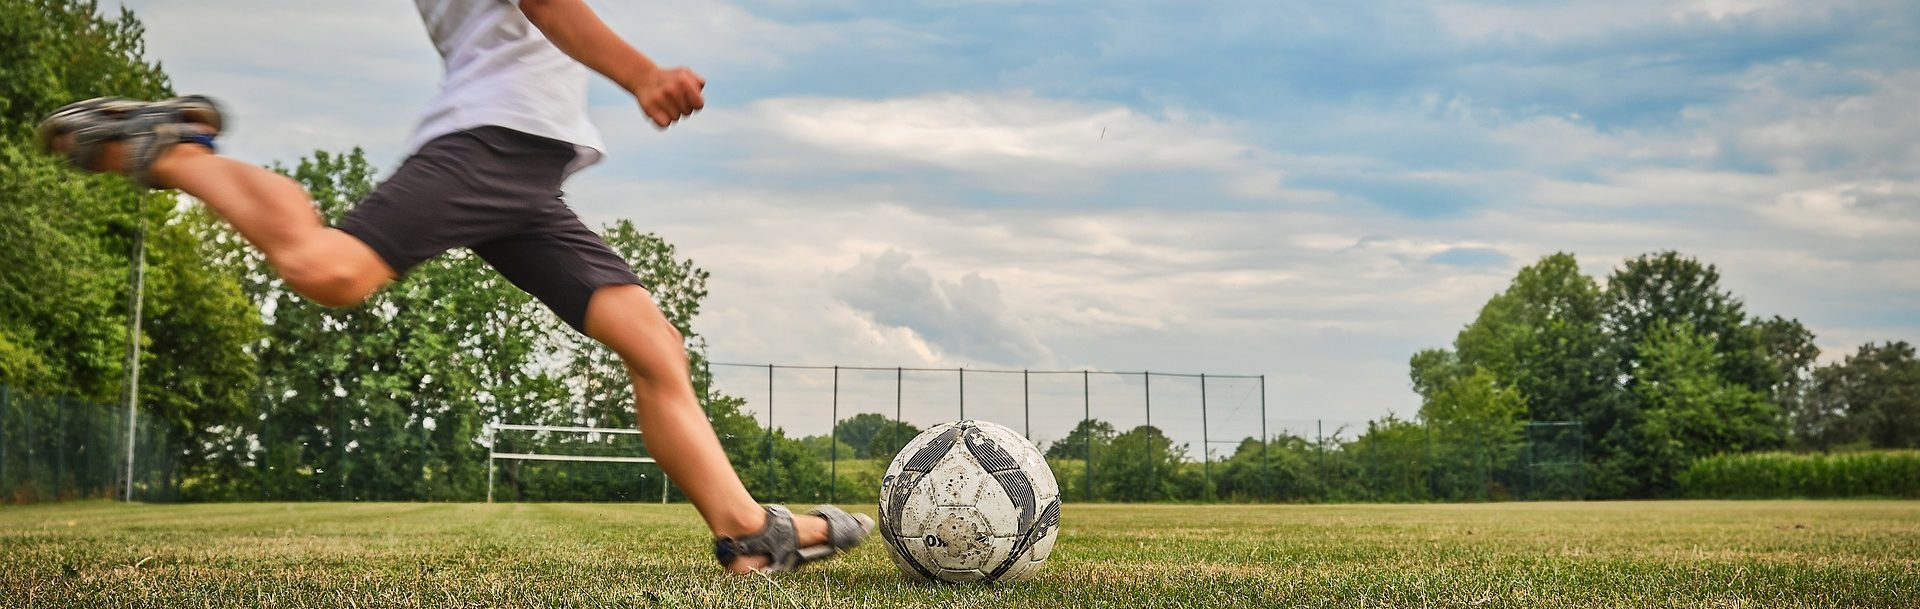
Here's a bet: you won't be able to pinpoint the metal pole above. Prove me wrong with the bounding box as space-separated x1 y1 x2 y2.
958 368 965 421
895 367 903 456
486 424 495 503
1426 423 1436 500
1199 374 1209 499
1259 375 1269 501
1022 370 1030 439
1144 372 1152 499
24 397 33 501
661 466 669 505
1316 419 1324 502
0 386 8 495
1082 370 1091 502
123 225 145 502
765 365 775 496
55 396 65 500
1527 423 1536 501
830 366 838 504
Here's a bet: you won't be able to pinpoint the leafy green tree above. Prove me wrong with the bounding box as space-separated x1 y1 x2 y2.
1215 434 1320 501
1341 415 1433 501
1614 320 1779 497
799 434 857 461
1420 368 1526 500
1810 342 1920 450
1093 425 1195 501
1045 419 1116 461
1 0 259 500
832 412 919 459
1454 253 1611 423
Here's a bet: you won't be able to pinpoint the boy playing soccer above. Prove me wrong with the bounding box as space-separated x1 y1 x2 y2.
36 0 870 573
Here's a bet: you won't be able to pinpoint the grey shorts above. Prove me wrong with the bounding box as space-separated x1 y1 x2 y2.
336 126 642 333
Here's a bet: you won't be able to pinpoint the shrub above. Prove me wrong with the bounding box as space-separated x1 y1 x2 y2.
1679 451 1920 498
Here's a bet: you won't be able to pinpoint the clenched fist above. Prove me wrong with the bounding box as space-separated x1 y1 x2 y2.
631 67 706 129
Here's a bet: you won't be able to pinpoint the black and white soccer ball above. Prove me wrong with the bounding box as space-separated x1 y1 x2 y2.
877 420 1061 583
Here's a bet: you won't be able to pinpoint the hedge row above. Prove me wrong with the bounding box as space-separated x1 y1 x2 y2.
1679 451 1920 499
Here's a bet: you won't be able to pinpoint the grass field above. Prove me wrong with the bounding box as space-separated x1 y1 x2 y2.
3 501 1917 608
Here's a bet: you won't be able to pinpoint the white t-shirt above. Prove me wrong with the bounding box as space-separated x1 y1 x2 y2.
407 0 605 176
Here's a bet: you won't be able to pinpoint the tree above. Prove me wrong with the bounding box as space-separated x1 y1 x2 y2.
0 0 259 500
1454 253 1611 423
1809 342 1920 450
1602 251 1763 392
1045 419 1116 461
1215 434 1320 501
1407 254 1608 475
830 412 920 459
1093 425 1195 501
799 434 856 461
1614 320 1780 497
1419 368 1526 500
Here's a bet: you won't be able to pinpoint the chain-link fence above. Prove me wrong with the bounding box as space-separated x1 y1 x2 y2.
0 385 177 504
3 368 1586 505
708 364 1585 504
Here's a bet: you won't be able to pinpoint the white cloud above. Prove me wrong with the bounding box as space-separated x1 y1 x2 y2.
1429 0 1847 42
700 92 1331 200
832 250 1056 368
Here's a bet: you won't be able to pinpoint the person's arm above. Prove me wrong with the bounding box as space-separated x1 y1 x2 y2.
518 0 705 129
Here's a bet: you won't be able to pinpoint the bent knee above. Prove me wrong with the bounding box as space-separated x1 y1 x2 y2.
278 246 380 308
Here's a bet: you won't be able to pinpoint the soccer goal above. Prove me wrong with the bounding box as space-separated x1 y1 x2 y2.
485 423 670 503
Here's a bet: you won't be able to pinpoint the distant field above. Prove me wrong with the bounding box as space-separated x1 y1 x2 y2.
3 500 1917 608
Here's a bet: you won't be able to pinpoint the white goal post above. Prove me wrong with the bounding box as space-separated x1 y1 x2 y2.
485 423 668 503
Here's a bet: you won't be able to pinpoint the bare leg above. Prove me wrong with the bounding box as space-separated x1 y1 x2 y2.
89 140 393 306
583 284 829 573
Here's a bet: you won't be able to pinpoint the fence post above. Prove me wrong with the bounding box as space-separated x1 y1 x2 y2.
1526 423 1536 501
895 367 903 458
1199 374 1210 500
1315 419 1324 502
1082 370 1091 502
122 224 145 502
1143 372 1152 500
765 364 775 498
1 385 8 497
486 423 495 503
1259 375 1269 502
1576 422 1586 500
830 366 838 504
24 396 33 502
1425 423 1436 500
55 396 65 501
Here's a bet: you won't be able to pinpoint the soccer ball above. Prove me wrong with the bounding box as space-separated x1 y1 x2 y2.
877 420 1061 583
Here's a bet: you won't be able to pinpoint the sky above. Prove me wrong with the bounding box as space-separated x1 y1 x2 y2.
113 0 1919 449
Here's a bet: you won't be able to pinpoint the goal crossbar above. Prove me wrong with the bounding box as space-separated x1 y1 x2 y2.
491 423 643 435
486 422 667 503
491 452 656 464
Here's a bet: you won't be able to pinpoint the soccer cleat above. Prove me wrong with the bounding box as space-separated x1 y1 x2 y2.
713 504 876 573
35 95 224 188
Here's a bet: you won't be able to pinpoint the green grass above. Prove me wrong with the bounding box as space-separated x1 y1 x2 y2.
3 501 1917 608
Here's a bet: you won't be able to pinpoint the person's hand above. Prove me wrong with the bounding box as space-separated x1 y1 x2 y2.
631 67 705 129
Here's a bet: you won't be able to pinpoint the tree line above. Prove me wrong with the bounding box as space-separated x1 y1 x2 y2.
3 1 1913 504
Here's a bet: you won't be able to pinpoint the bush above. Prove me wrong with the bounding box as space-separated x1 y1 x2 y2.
1679 451 1920 498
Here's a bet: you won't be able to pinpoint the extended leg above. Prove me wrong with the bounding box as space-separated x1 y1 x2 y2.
45 115 391 307
582 284 829 573
147 147 394 307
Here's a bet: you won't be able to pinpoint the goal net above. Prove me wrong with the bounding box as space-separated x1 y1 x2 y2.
486 423 671 503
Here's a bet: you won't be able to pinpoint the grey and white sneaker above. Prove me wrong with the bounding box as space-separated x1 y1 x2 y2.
713 504 876 573
35 95 224 188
